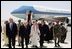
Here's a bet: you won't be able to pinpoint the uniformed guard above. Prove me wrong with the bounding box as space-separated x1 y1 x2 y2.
53 21 61 47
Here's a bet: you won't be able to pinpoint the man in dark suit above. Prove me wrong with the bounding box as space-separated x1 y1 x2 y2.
19 22 31 48
6 18 17 48
39 20 48 48
44 24 50 43
60 23 67 43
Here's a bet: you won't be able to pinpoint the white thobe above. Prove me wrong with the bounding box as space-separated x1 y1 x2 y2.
30 25 40 46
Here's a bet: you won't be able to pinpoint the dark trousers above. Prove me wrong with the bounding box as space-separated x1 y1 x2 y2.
40 35 44 47
21 35 29 48
8 36 15 48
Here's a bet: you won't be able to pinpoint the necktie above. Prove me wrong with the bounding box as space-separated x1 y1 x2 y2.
10 23 13 30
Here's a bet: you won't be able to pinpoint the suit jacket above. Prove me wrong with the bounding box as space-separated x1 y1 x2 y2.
39 24 49 35
19 24 31 37
6 22 17 38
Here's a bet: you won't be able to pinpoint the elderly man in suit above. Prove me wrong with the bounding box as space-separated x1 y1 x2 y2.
6 18 17 48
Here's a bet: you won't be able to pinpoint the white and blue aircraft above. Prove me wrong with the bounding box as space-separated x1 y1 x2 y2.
11 5 71 25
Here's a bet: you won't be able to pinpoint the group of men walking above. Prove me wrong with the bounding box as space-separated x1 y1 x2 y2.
1 18 67 48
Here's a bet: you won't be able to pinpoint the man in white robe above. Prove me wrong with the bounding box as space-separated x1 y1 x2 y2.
30 21 40 48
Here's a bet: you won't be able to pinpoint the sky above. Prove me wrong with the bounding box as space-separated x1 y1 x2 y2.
1 1 71 21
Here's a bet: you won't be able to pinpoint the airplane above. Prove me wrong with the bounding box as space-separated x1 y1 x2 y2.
11 6 71 25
